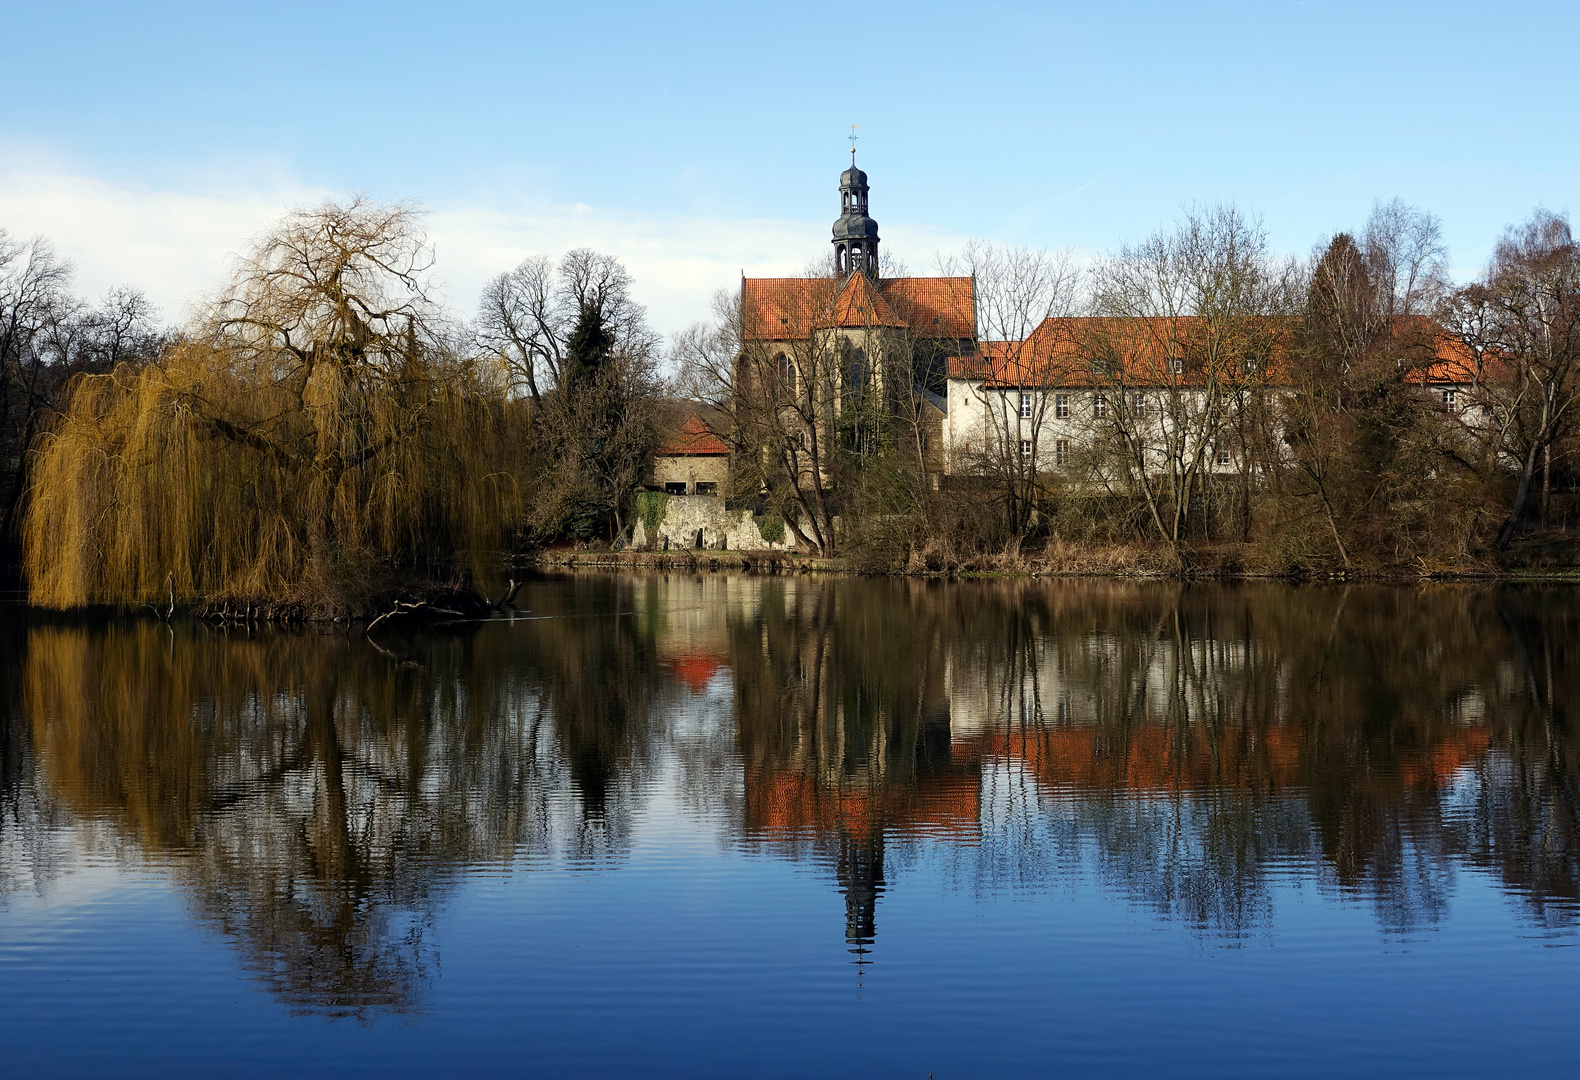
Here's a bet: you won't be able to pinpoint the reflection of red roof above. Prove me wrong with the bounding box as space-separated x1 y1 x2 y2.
742 275 975 340
745 769 980 839
658 415 729 457
962 722 1491 794
665 649 725 693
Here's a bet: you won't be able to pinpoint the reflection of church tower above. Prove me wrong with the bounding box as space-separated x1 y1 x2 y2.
836 829 885 962
832 158 880 278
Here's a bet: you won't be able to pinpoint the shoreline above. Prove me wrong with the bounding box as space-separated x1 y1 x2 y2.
523 548 1580 583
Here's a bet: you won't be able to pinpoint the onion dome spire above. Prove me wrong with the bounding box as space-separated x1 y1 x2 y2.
833 127 879 278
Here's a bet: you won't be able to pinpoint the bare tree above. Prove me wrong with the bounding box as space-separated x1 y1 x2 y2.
938 242 1081 537
1084 205 1292 551
1448 209 1580 549
476 249 657 406
0 231 76 541
1365 197 1451 319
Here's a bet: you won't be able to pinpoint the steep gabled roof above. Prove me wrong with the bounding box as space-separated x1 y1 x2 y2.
831 271 905 328
658 414 729 457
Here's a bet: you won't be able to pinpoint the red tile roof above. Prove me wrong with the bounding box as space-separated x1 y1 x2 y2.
742 274 975 340
945 316 1479 389
881 276 977 338
831 271 905 328
658 415 729 456
947 317 1271 388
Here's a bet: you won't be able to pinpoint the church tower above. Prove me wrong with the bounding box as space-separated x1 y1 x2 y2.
832 157 880 278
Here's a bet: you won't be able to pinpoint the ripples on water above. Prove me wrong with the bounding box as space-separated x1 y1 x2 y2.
1 576 1578 1077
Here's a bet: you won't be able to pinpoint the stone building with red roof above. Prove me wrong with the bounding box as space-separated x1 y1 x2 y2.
652 414 730 495
734 158 978 484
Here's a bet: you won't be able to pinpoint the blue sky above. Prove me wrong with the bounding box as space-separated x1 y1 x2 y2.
1 0 1575 334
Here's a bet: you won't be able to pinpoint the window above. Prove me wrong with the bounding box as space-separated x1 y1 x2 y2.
1054 393 1070 419
1055 438 1070 466
694 482 718 495
1442 388 1458 411
1093 393 1107 418
1242 357 1259 375
1130 390 1147 413
1215 447 1232 467
848 347 868 392
664 482 688 495
1020 392 1033 419
1020 439 1033 458
1169 357 1184 375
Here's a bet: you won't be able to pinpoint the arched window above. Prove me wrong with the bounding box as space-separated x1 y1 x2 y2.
848 347 868 392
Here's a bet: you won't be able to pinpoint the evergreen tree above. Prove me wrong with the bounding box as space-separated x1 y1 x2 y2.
561 301 614 389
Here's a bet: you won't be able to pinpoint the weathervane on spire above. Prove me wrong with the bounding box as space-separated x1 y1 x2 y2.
849 123 859 163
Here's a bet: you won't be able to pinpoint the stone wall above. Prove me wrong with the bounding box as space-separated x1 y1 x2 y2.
652 454 729 494
631 495 798 552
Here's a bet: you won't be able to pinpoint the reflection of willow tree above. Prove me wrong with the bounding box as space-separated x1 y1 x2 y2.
727 578 979 959
19 618 592 1017
0 611 68 901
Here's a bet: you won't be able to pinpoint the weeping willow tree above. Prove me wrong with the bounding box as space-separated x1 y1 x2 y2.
22 198 528 612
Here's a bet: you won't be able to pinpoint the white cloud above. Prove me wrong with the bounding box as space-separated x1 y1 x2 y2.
0 152 977 341
0 159 326 325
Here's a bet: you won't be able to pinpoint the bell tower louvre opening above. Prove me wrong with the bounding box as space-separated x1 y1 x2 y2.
833 152 880 278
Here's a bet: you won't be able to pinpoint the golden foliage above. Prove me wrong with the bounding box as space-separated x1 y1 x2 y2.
22 199 529 610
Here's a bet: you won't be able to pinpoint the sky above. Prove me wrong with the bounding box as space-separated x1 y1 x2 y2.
1 0 1576 337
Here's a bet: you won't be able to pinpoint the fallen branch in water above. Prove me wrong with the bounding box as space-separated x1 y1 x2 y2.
366 600 429 634
491 578 524 609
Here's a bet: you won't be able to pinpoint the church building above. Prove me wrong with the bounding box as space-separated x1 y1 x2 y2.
737 155 977 475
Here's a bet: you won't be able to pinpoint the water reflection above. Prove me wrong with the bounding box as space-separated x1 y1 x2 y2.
1 577 1578 1014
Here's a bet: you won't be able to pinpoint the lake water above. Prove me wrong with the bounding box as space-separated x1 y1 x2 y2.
1 575 1578 1077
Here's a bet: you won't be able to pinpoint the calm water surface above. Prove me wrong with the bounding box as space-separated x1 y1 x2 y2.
2 576 1578 1077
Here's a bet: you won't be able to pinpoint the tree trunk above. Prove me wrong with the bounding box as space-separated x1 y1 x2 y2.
1498 440 1544 550
1541 444 1551 528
